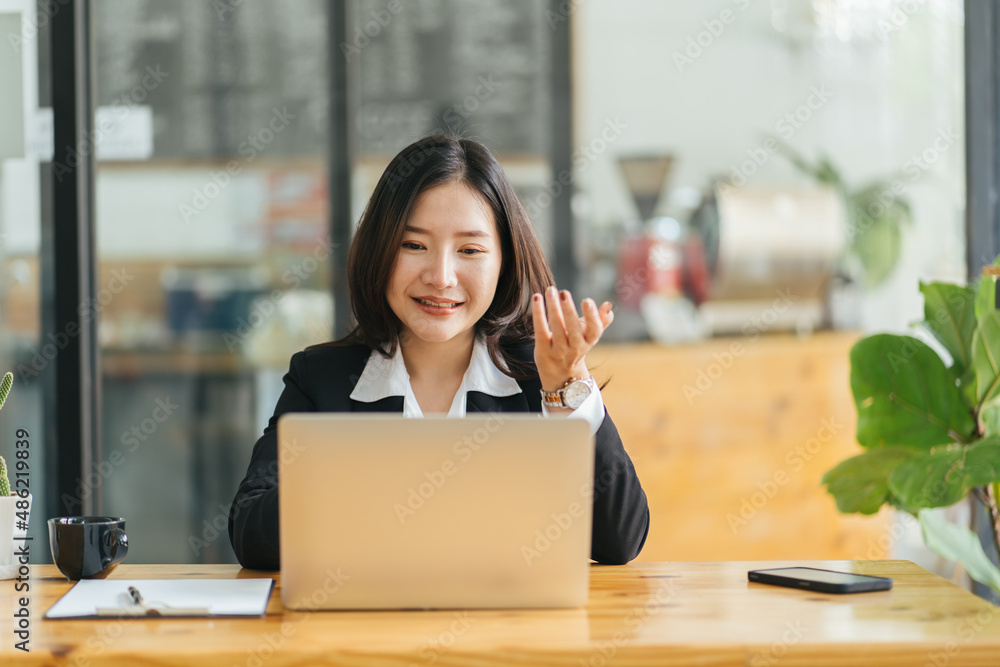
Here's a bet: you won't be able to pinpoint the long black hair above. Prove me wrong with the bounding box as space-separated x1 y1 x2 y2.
324 135 555 379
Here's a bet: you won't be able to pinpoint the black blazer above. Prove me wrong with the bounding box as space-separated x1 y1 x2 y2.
228 343 650 568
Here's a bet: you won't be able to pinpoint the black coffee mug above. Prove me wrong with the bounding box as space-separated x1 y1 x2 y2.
48 517 129 580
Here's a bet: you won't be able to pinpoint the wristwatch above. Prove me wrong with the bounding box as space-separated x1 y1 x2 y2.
540 376 594 409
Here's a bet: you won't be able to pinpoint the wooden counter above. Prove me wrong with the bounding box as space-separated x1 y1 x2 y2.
589 333 891 561
3 561 999 666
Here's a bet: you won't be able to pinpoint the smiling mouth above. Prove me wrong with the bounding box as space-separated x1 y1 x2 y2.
413 298 463 309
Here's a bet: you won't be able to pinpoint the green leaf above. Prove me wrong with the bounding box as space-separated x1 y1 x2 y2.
845 184 912 288
848 180 914 221
889 450 964 510
973 310 1000 407
0 372 11 411
0 456 8 497
919 282 976 378
961 366 978 408
894 195 913 222
920 509 1000 596
982 398 1000 438
850 334 977 448
974 253 1000 321
813 156 843 187
888 437 1000 511
821 447 918 514
975 278 995 322
768 136 844 187
851 215 901 288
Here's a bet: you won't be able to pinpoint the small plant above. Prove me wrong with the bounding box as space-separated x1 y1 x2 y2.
0 371 12 496
0 372 10 410
772 139 913 288
823 258 1000 595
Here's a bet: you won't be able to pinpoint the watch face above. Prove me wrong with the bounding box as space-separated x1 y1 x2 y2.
563 380 592 409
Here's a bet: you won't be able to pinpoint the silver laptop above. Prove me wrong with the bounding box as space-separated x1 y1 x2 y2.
278 414 594 610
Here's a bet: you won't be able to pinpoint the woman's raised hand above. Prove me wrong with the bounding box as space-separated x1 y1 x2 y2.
531 286 614 391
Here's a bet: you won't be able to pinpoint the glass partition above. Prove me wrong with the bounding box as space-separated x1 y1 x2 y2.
0 0 49 558
77 0 967 571
93 0 331 563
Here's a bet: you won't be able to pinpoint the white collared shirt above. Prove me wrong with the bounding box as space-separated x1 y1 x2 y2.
349 335 606 436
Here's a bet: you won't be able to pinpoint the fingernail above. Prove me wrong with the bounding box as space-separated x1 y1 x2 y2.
533 294 541 302
560 291 569 301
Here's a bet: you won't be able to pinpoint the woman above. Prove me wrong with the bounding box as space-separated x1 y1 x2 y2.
228 135 649 568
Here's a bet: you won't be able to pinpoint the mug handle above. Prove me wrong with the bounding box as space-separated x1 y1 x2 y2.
101 529 129 568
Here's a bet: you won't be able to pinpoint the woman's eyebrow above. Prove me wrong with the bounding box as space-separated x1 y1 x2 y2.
403 225 490 238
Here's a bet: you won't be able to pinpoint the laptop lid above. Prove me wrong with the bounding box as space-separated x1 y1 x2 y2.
278 414 594 610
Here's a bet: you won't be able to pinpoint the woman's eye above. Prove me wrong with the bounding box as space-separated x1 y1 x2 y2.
459 248 483 255
402 242 423 250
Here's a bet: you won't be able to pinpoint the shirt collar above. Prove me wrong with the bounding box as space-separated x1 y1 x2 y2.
463 335 523 398
349 334 522 404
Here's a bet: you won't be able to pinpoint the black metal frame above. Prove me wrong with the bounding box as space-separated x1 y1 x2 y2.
964 0 1000 604
549 0 575 291
43 0 100 517
965 0 1000 278
329 0 353 338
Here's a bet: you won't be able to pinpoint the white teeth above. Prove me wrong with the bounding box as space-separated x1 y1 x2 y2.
416 299 459 308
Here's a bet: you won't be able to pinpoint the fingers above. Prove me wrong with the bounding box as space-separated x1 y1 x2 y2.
533 288 613 346
531 292 551 342
581 298 603 344
559 290 586 348
545 286 567 342
599 301 614 328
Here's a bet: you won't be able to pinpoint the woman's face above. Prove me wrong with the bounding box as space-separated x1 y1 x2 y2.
386 181 503 349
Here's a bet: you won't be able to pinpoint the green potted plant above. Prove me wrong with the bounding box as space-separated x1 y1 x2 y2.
822 260 1000 595
773 140 913 288
0 371 29 580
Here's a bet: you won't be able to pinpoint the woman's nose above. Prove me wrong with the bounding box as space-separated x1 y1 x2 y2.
422 251 456 288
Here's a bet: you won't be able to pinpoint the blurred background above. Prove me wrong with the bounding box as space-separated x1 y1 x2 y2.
0 0 973 576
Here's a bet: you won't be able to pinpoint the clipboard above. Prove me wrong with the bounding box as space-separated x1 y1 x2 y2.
44 578 275 619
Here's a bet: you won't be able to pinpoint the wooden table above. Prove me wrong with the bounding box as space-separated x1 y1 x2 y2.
3 560 999 666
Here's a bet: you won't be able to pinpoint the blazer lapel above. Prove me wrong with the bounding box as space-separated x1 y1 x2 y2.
350 396 404 413
466 391 531 414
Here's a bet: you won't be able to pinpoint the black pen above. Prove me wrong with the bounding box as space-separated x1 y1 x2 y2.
95 586 211 616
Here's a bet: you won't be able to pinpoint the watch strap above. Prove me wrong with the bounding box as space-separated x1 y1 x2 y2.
540 376 592 409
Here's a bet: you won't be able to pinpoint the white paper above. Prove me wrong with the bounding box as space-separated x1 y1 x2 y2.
94 105 154 160
45 578 274 619
27 105 154 161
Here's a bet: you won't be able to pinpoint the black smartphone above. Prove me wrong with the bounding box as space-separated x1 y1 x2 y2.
748 567 892 594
